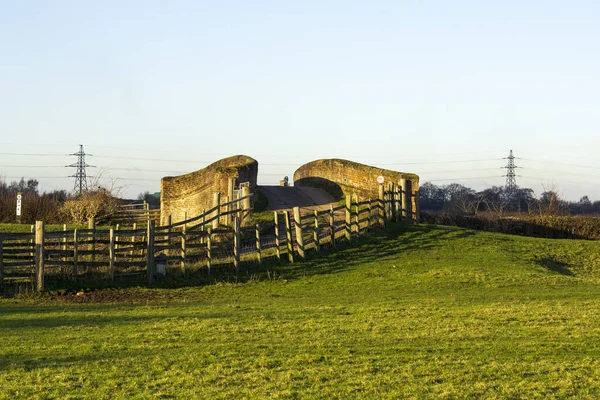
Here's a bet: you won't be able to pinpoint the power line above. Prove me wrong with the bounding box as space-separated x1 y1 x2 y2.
377 158 503 166
426 176 503 182
520 158 600 170
0 152 68 156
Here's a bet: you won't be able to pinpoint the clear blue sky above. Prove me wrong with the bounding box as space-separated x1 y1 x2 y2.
1 0 599 200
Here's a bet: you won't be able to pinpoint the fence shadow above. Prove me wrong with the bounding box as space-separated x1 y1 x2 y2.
245 223 477 282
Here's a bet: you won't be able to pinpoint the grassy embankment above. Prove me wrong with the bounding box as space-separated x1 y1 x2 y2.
1 223 600 398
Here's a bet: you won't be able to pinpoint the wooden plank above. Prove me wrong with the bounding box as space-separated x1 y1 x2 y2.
354 196 360 234
109 228 115 283
73 229 78 279
329 205 336 248
206 227 212 272
345 195 352 241
293 207 305 259
0 240 4 285
274 211 281 261
233 216 240 271
283 210 293 263
0 233 34 241
146 221 155 286
255 224 262 264
378 184 385 226
314 209 320 253
400 178 408 219
35 221 45 292
181 227 186 276
213 192 221 229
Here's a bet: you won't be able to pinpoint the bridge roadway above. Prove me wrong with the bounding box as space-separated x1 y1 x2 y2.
257 185 337 212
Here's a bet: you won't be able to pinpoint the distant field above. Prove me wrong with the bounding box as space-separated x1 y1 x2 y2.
1 224 600 398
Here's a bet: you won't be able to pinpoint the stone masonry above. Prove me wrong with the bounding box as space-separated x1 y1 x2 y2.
293 158 420 215
160 155 258 225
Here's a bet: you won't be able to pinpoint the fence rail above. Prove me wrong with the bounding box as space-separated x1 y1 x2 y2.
0 185 416 294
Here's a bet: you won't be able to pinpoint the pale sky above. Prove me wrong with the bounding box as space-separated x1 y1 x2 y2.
1 1 599 201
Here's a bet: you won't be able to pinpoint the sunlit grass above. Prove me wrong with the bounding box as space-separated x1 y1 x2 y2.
1 224 600 398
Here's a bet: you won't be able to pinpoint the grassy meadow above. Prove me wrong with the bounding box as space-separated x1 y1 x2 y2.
1 223 600 398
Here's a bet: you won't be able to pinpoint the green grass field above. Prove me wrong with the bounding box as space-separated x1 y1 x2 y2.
1 224 600 399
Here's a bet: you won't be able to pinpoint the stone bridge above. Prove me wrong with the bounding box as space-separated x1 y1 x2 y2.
160 155 419 223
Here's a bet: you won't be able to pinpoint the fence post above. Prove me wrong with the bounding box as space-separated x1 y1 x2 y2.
385 182 394 222
345 195 352 241
256 224 262 264
166 215 172 257
88 217 96 263
396 185 402 222
274 212 281 261
390 183 397 222
406 182 413 221
200 208 206 244
284 210 294 263
414 186 420 222
225 195 231 226
293 207 305 259
234 216 241 271
313 209 320 253
378 184 385 226
400 178 408 219
115 224 120 267
329 205 336 248
73 229 79 280
367 199 373 231
181 227 186 276
109 228 115 283
241 185 251 221
30 225 34 260
146 220 155 286
35 220 45 292
206 227 212 272
213 192 221 229
0 240 4 287
130 223 136 260
354 195 360 234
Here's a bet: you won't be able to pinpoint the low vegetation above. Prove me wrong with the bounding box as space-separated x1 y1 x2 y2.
1 223 600 398
421 212 600 240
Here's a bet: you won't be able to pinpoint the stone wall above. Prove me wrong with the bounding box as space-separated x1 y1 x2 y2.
293 158 420 214
160 155 258 225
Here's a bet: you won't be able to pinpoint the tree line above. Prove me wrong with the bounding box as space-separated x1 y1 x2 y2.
419 182 600 217
0 178 152 224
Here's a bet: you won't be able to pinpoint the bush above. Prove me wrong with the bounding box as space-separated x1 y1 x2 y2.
421 212 600 240
61 189 122 224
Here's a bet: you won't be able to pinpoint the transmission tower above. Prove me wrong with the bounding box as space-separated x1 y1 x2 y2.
68 145 92 196
502 149 519 191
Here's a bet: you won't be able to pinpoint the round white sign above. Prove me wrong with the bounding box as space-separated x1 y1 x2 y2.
377 175 384 184
17 194 22 200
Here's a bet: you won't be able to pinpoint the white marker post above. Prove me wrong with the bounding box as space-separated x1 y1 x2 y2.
16 192 22 224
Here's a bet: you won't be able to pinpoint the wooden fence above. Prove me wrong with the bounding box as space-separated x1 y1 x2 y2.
0 185 416 295
100 201 160 225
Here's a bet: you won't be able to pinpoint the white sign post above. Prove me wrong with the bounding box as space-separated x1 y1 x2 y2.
16 192 22 223
377 175 384 184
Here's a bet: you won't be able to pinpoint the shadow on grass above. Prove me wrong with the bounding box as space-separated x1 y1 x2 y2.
0 341 175 372
534 257 574 276
239 223 477 281
0 302 230 331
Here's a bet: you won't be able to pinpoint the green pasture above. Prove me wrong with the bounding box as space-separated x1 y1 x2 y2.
1 224 600 398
